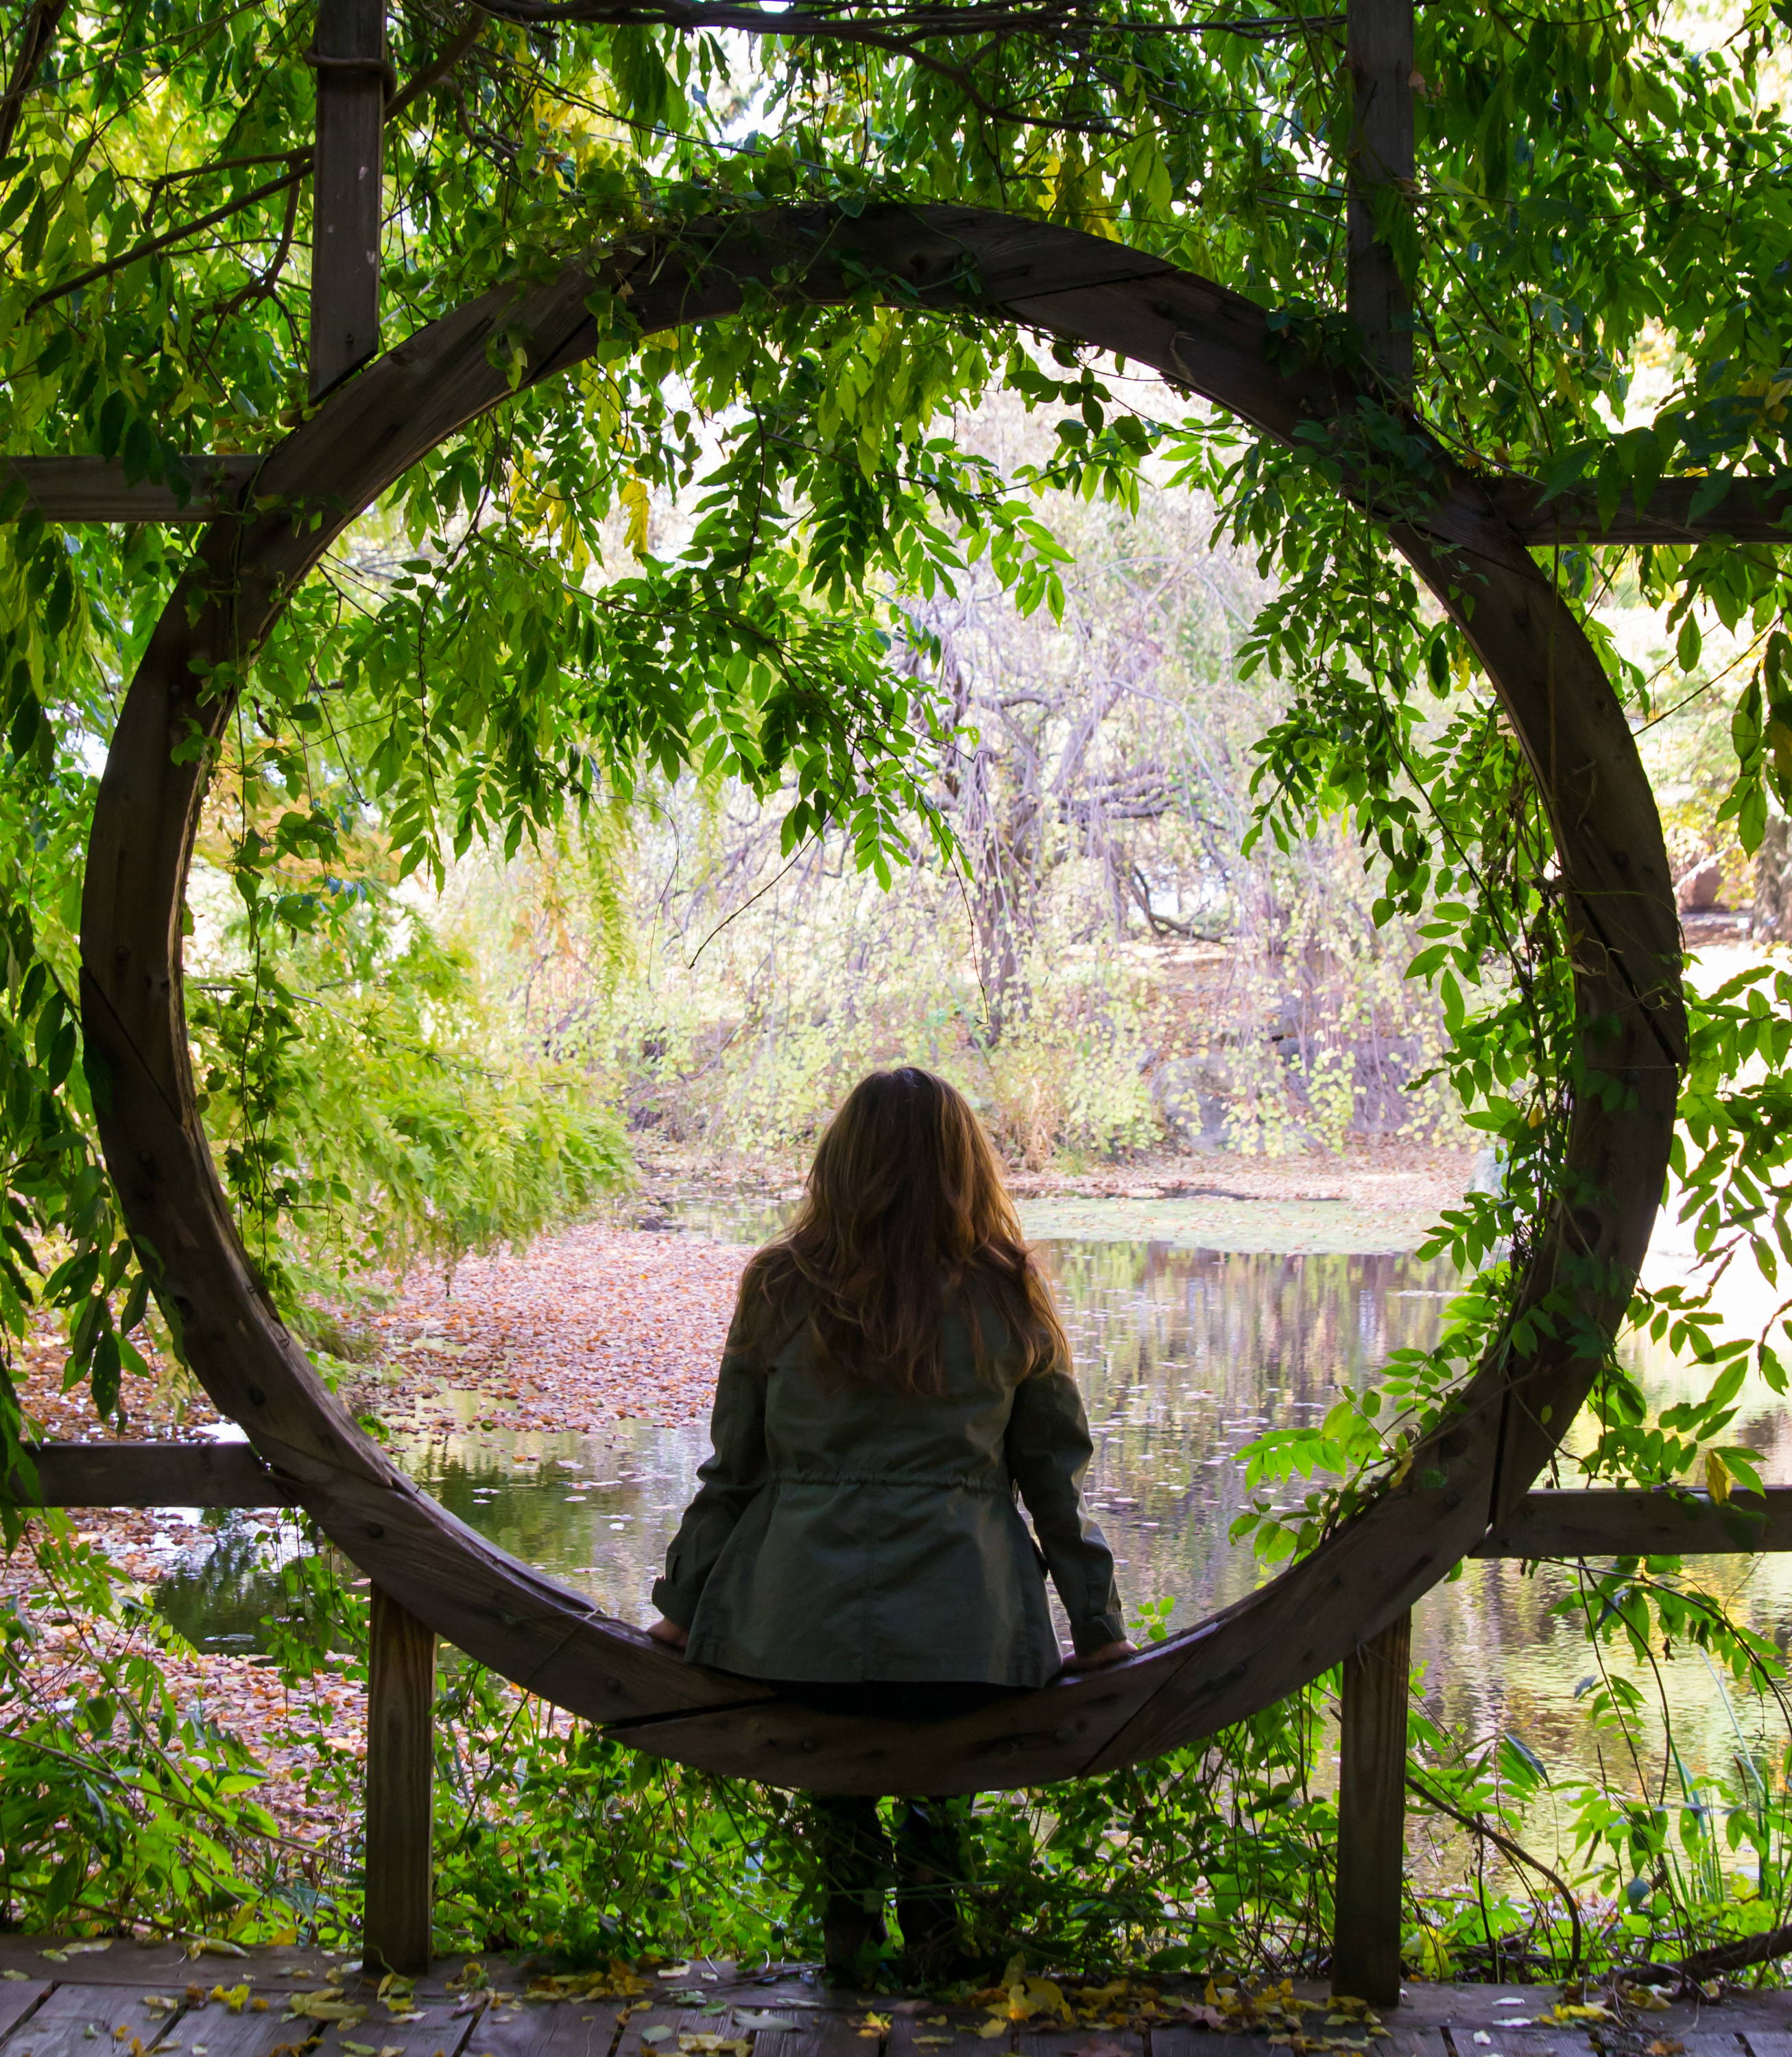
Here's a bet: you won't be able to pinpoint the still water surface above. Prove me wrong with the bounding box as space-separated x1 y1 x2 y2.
153 1194 1792 1786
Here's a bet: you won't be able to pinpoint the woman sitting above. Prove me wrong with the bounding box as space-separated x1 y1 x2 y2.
647 1066 1134 1980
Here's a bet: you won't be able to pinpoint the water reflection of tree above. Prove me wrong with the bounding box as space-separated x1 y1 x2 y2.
1038 1240 1459 1619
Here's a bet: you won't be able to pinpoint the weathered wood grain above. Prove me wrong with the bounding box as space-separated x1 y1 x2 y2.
5 1439 291 1506
309 0 387 396
887 2012 996 2057
757 2008 876 2057
0 1940 338 1988
363 1584 438 1975
1333 1611 1412 2005
1476 1488 1792 1557
0 1987 49 2047
304 1995 480 2057
1345 0 1413 388
7 452 1784 546
80 201 1683 1794
1448 2034 1593 2057
3 1984 188 2057
466 1997 628 2057
1 455 260 522
1150 2030 1275 2057
1496 474 1792 544
154 1998 332 2057
1677 2036 1749 2057
1375 2032 1450 2057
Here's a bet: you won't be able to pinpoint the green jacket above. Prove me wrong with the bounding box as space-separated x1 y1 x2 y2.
651 1293 1125 1687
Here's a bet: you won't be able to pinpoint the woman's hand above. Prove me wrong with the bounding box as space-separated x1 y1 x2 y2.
647 1616 689 1650
1062 1638 1138 1670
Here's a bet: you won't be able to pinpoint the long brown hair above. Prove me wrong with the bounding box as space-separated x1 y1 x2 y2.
734 1068 1068 1395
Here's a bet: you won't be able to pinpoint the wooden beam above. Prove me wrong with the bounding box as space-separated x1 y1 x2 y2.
1496 474 1792 545
3 452 1789 553
363 1585 436 1976
1476 1487 1792 1558
3 1439 294 1507
309 0 388 398
1 455 260 522
1344 0 1414 389
1332 1609 1410 2008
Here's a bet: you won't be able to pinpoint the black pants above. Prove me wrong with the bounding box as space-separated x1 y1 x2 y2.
768 1680 1018 1973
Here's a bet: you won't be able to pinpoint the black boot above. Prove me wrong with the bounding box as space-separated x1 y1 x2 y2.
806 1793 894 1981
822 1892 889 1984
892 1795 977 1983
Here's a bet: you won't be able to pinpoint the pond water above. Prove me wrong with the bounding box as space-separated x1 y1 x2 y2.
151 1192 1792 1791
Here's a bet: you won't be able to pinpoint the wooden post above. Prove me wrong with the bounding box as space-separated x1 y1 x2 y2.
364 1584 436 1976
309 0 387 398
1345 0 1415 389
1332 1609 1410 2007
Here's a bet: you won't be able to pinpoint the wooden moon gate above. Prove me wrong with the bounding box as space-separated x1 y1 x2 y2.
80 202 1686 1796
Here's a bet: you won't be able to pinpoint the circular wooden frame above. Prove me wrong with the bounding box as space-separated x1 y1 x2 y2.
81 203 1685 1795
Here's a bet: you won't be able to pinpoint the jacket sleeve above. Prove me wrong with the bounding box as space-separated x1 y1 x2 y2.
1004 1364 1127 1655
650 1328 768 1631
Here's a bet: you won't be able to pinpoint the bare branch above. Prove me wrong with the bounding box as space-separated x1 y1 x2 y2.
0 0 68 165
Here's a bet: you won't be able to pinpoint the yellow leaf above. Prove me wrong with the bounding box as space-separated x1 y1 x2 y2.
1706 1451 1732 1503
621 476 651 558
978 2024 1008 2041
287 1995 367 2025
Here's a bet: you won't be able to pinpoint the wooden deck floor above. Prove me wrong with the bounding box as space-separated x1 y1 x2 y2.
0 1940 1785 2057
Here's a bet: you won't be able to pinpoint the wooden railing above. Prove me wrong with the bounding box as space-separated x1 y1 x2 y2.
8 1440 437 1976
15 1440 1791 1993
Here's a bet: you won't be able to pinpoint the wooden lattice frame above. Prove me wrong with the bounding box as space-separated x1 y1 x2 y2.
80 202 1686 1795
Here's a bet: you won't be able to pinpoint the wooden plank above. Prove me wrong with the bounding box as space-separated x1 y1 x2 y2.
155 1999 328 2057
1741 2038 1792 2057
888 2011 997 2057
5 1984 190 2057
1332 1610 1411 2007
4 1440 294 1508
1375 2033 1449 2057
1452 2036 1592 2057
309 0 387 396
1020 2030 1131 2057
0 1942 339 1988
1677 2038 1749 2057
10 450 1791 548
1344 0 1413 388
0 1986 49 2045
1 457 260 523
306 1995 478 2057
363 1583 438 1975
1497 474 1792 545
1151 2030 1272 2057
758 2010 874 2057
461 1997 626 2057
614 2005 762 2057
1474 1489 1792 1559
